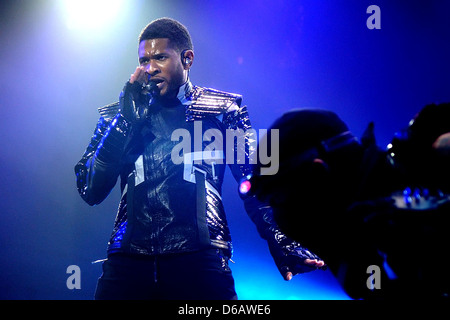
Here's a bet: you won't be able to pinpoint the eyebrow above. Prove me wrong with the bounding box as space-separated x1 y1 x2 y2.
139 53 168 63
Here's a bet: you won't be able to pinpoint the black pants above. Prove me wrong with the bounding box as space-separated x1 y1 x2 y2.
94 249 237 300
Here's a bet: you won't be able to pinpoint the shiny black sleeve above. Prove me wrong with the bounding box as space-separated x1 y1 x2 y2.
223 104 322 276
74 108 131 206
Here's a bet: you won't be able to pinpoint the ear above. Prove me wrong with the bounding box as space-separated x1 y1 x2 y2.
182 49 194 69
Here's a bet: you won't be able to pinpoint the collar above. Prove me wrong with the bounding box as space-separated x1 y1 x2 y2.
176 79 194 106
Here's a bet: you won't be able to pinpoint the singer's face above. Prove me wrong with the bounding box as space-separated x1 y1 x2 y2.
138 38 186 98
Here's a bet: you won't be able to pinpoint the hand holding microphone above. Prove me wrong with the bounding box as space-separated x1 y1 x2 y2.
119 66 158 124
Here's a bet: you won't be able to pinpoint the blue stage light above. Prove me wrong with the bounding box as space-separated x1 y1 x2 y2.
62 0 125 31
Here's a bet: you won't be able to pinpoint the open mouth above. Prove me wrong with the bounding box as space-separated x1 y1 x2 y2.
144 78 164 94
150 78 164 88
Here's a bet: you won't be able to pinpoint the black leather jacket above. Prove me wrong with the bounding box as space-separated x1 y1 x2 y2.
75 80 320 275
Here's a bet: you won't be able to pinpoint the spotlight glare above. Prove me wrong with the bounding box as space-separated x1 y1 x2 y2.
239 180 252 195
64 0 125 31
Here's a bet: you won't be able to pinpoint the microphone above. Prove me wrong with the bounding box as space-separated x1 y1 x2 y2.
142 80 158 95
141 80 159 107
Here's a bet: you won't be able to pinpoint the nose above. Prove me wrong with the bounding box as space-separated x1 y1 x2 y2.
144 59 160 77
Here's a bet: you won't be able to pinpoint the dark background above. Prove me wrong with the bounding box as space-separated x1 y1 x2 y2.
0 0 448 299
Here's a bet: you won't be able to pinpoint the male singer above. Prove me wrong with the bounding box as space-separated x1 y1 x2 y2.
75 17 324 300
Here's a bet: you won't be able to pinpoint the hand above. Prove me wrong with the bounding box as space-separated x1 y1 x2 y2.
130 66 148 86
119 67 151 124
284 258 326 281
275 245 326 281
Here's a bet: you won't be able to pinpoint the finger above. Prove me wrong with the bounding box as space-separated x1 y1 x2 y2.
284 271 293 281
304 259 326 268
304 258 318 266
130 69 139 84
130 67 145 84
315 260 325 268
136 68 147 84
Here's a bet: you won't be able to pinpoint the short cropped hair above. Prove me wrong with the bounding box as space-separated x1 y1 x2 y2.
138 17 193 52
